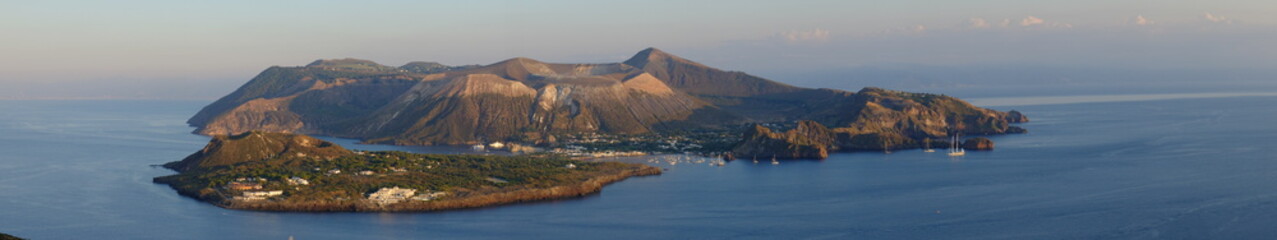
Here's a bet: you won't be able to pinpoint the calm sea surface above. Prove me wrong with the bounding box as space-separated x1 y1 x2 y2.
3 95 1277 239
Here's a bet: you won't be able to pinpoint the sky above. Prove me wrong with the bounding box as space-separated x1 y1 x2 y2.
1 0 1274 99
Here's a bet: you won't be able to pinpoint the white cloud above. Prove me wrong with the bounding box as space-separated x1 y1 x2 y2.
967 18 990 28
1203 12 1234 24
779 29 831 43
999 19 1012 27
1134 15 1154 26
1020 16 1045 26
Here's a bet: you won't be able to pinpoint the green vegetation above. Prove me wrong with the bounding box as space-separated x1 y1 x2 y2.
153 132 660 212
156 151 639 203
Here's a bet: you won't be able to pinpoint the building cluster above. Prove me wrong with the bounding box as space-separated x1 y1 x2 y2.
367 187 449 205
368 187 416 205
474 141 541 153
549 131 737 157
234 190 284 201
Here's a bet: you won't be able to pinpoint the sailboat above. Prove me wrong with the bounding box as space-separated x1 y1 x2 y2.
947 134 966 157
923 138 936 153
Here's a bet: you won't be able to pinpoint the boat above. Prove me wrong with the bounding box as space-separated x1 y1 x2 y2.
923 139 936 152
947 134 965 157
771 155 779 165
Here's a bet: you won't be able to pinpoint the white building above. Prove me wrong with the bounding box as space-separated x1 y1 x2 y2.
368 187 416 205
236 190 284 201
411 191 449 201
287 177 310 185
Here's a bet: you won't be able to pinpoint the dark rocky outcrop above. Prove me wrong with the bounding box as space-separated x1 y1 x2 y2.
1006 126 1028 134
0 233 22 240
962 137 995 151
1005 110 1030 123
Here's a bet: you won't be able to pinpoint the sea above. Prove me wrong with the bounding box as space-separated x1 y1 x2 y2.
4 93 1277 239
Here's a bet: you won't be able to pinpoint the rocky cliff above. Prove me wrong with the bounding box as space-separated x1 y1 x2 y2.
731 121 831 160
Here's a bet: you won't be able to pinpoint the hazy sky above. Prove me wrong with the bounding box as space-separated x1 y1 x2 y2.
2 0 1274 99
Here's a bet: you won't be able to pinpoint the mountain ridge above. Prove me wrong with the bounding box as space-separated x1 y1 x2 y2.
189 48 1025 150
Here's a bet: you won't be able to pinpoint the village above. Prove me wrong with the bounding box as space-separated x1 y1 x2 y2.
213 151 587 205
471 130 743 159
223 173 452 204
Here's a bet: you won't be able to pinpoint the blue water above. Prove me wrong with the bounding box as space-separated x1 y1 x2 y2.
3 95 1277 239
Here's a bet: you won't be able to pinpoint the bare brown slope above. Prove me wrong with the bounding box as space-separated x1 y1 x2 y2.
191 62 420 135
624 48 804 98
346 63 715 145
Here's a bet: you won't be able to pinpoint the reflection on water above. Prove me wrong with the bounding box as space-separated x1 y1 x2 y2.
5 96 1277 239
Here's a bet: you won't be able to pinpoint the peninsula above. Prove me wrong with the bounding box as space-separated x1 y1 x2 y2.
153 131 660 212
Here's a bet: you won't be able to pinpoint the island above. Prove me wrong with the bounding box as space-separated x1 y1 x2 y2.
153 131 660 212
184 48 1027 159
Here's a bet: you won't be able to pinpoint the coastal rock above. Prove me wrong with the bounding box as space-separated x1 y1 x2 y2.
1005 126 1028 134
1006 110 1030 123
731 122 830 160
961 137 995 151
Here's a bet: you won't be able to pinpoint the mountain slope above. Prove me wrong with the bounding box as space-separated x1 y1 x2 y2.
624 48 803 97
